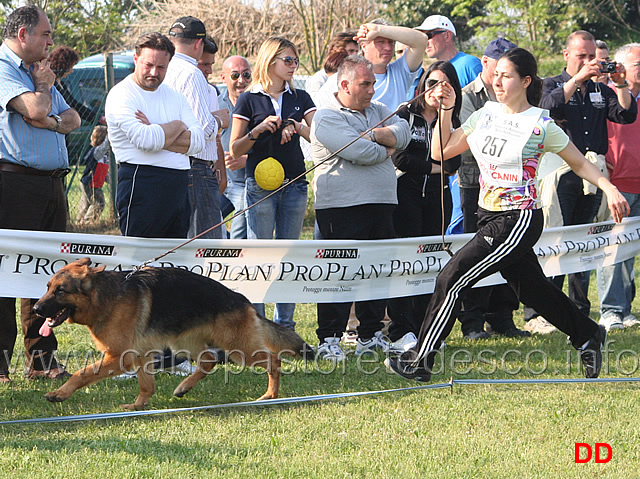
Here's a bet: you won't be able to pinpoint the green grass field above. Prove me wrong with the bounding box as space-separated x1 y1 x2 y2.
1 274 639 478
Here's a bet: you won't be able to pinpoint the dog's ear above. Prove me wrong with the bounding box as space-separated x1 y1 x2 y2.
77 257 92 267
91 265 107 273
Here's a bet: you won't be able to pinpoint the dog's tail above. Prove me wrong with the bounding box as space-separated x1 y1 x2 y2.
260 317 315 360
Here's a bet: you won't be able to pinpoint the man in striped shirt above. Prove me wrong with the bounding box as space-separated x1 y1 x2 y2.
165 16 224 239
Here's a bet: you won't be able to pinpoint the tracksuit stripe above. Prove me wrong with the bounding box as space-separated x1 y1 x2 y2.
414 209 533 363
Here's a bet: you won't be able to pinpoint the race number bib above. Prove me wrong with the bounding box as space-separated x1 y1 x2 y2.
467 102 543 187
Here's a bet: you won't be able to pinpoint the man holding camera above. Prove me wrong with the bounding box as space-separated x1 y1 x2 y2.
526 30 636 331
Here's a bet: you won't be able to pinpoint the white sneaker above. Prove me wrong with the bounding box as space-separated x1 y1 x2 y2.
599 313 624 332
160 361 198 376
389 332 418 353
356 331 390 355
523 316 558 335
317 337 346 361
342 330 358 345
112 370 137 380
623 314 640 328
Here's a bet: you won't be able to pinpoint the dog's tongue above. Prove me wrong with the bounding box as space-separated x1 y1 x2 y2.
39 321 52 337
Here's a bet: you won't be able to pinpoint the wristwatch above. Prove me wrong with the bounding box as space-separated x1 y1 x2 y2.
247 129 257 141
49 114 61 132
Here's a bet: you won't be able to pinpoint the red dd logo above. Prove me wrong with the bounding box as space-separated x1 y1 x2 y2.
574 443 612 463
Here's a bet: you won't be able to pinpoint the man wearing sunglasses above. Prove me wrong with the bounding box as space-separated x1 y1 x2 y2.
415 15 482 238
355 19 427 110
415 15 481 89
219 55 252 239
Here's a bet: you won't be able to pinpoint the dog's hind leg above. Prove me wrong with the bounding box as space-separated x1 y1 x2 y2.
245 350 281 401
173 350 219 398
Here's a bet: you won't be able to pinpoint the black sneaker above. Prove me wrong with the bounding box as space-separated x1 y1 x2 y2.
494 327 532 338
579 325 606 378
384 354 432 382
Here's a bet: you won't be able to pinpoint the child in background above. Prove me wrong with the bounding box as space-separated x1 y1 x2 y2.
78 125 110 224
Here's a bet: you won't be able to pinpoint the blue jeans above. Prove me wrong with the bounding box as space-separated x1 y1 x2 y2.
188 160 223 239
597 191 640 318
224 179 248 239
245 177 308 329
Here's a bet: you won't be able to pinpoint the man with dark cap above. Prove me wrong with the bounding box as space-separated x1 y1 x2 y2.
455 38 531 340
165 17 224 239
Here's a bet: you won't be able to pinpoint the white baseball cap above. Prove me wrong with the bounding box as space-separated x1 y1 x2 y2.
415 15 456 35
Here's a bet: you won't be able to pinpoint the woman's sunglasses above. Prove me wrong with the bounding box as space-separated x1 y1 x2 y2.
230 71 252 81
426 78 441 89
277 56 300 67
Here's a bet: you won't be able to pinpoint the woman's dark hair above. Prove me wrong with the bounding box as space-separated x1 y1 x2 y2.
48 46 80 80
327 30 358 54
500 47 542 106
412 60 462 128
323 50 349 75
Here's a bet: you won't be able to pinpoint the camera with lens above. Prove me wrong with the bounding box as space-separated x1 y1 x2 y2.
600 61 617 74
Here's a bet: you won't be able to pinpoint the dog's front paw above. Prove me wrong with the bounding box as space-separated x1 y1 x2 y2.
121 402 147 411
44 390 69 402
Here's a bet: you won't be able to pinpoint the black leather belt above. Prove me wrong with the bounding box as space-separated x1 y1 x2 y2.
0 162 70 178
189 157 214 167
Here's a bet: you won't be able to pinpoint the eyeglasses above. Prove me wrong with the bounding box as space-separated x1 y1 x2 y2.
426 78 441 89
277 56 299 67
425 30 446 40
230 71 252 81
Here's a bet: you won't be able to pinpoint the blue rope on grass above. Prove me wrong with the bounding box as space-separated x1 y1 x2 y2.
1 376 638 425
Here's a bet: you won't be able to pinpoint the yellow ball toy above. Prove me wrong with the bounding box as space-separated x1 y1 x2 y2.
254 157 285 190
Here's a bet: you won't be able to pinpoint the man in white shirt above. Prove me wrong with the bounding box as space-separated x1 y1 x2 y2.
165 17 225 238
105 31 204 238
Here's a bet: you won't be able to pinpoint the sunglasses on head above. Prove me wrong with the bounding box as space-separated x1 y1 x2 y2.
277 56 299 67
426 78 440 89
230 71 252 81
426 30 447 40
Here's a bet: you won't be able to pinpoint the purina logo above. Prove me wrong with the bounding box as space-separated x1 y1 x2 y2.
417 243 451 253
60 243 116 256
195 248 242 258
315 248 358 259
587 224 614 235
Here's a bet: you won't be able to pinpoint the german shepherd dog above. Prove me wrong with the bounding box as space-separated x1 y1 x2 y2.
33 257 314 410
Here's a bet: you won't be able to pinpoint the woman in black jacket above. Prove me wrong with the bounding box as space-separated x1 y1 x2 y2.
387 62 462 341
393 61 462 239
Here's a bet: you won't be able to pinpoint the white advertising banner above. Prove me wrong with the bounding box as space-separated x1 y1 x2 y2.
0 217 638 302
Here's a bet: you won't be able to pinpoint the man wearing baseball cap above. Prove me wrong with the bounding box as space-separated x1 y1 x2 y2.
415 15 482 237
456 38 530 340
164 16 225 239
415 14 481 88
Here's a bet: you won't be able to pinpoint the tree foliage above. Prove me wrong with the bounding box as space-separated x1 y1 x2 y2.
131 0 376 73
382 0 639 55
0 0 146 56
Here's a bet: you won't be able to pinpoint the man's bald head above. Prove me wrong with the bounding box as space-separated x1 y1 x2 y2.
221 55 251 102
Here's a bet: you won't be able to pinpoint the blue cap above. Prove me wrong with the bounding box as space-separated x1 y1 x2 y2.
484 38 517 60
